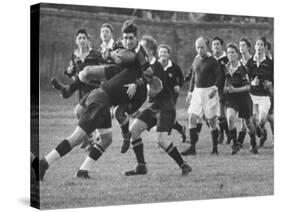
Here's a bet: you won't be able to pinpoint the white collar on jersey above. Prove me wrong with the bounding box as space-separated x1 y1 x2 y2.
158 59 172 71
253 53 266 67
197 52 212 60
150 57 156 65
134 42 142 53
213 51 226 60
226 61 242 76
100 38 114 50
73 47 92 61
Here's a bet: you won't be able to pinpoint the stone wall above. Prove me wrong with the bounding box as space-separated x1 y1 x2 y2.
37 7 273 84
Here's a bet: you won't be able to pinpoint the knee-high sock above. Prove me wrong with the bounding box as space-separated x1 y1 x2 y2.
229 128 238 145
131 138 145 164
45 139 72 166
211 129 219 150
79 143 104 171
173 121 184 134
189 128 198 149
165 143 184 167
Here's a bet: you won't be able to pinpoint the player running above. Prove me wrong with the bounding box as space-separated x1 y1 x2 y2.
123 35 192 176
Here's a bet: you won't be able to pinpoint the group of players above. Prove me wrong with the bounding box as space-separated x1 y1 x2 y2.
31 19 273 181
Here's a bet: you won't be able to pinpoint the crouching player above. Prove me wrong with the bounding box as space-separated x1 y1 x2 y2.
224 43 258 155
124 35 192 176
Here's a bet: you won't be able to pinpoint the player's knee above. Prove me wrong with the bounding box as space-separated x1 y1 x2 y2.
189 113 198 128
130 120 146 141
114 105 128 125
79 67 91 83
67 126 88 147
157 132 170 149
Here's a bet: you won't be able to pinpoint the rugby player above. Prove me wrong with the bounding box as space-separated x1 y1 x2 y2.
237 36 253 147
224 43 258 154
181 36 222 156
211 36 230 144
158 44 187 143
247 36 273 148
35 20 153 180
123 35 192 176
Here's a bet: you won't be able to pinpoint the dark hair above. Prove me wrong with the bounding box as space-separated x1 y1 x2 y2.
212 36 224 45
76 29 89 38
255 36 267 46
239 36 251 49
226 43 240 54
141 35 158 56
121 20 138 36
158 44 171 54
196 36 210 47
101 23 114 33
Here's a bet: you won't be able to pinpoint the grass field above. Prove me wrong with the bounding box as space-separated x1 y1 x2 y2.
35 89 274 210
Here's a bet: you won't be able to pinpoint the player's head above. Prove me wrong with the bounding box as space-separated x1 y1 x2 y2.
195 36 209 58
239 36 251 54
212 36 224 55
100 23 114 43
158 44 171 61
75 29 90 49
226 43 240 62
122 20 138 50
140 35 158 56
255 36 267 55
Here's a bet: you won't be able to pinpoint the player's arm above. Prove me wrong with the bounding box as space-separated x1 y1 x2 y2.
64 54 77 78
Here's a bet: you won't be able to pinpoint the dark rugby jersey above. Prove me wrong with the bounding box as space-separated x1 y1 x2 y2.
101 43 150 106
224 62 250 99
149 59 173 110
67 49 104 100
189 55 222 92
247 55 273 96
216 54 228 90
162 60 184 92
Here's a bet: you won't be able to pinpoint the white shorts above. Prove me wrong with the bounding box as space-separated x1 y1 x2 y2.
250 95 271 115
188 87 220 119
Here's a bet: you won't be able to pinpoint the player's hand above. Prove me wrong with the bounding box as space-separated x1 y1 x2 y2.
174 85 180 93
110 51 122 64
66 65 74 74
223 86 229 94
124 83 137 99
263 80 272 90
186 92 192 107
227 85 235 93
251 76 260 86
208 86 218 99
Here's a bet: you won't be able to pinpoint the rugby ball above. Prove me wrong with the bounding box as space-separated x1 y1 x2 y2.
112 48 135 65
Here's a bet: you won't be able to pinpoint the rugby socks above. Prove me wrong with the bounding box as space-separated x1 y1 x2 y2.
229 128 238 146
238 131 246 145
196 123 203 133
44 139 72 166
131 138 145 164
173 121 184 134
218 117 228 135
165 143 184 167
121 120 130 135
248 132 257 147
189 128 199 149
79 143 105 171
211 128 219 151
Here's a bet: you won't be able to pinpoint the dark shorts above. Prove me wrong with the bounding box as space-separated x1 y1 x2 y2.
137 107 176 133
128 84 148 114
78 89 112 134
225 94 253 119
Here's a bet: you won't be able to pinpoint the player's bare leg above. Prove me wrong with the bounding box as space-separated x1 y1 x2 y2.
76 129 112 178
226 108 240 155
38 126 88 181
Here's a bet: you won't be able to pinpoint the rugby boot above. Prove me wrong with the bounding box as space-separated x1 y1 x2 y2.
75 170 90 179
124 163 147 176
181 162 192 176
